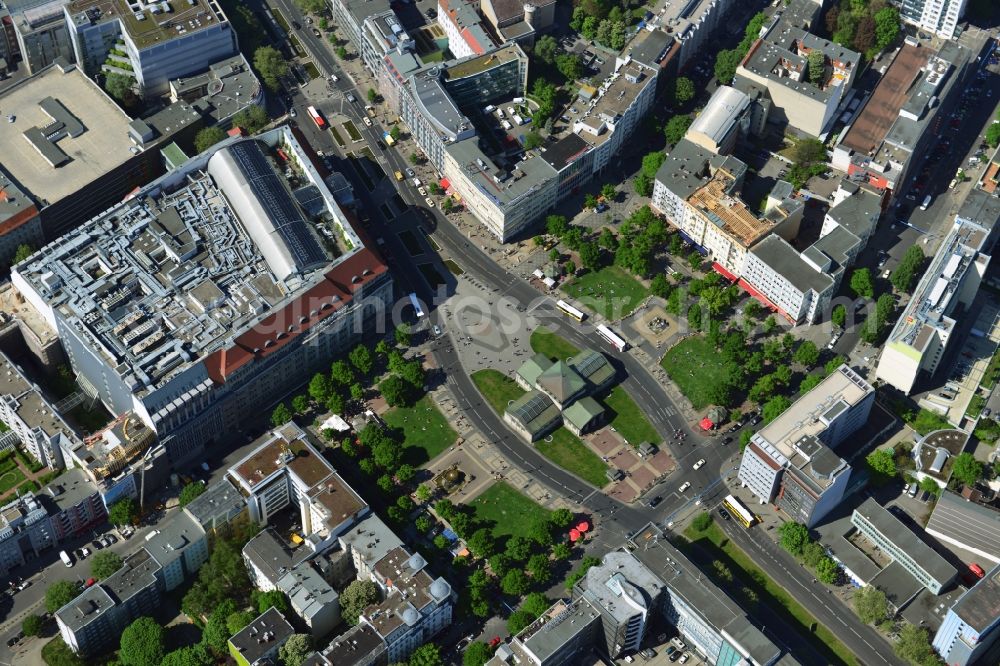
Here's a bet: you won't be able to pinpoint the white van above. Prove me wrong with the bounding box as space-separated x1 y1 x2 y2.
920 195 932 210
60 550 73 567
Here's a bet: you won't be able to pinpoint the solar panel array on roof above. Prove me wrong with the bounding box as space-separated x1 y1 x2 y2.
512 393 552 422
227 141 326 269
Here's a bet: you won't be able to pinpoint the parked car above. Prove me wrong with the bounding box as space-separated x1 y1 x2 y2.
692 459 705 470
719 508 731 520
648 495 663 508
678 482 691 493
722 436 733 445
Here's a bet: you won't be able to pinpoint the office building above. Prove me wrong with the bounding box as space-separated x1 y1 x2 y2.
166 53 263 126
12 128 393 464
229 422 369 551
0 492 56 578
738 365 874 526
437 0 496 59
833 39 975 195
278 562 341 638
876 190 1000 393
494 524 787 665
228 607 295 666
735 20 859 137
313 624 388 666
894 0 967 40
0 59 165 249
0 349 79 468
8 0 75 75
852 497 956 594
933 563 1000 666
182 475 248 532
652 139 802 279
925 490 1000 566
64 0 237 95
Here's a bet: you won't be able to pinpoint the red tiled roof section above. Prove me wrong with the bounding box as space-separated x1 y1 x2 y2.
749 442 783 471
203 248 387 384
0 205 40 236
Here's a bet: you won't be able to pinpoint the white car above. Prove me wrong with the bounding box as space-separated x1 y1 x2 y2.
417 186 427 196
362 117 372 127
507 106 515 116
692 459 705 470
678 481 691 493
425 197 435 208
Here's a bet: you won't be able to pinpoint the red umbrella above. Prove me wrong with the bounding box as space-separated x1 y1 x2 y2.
576 521 590 533
700 417 714 431
86 578 96 587
569 528 581 542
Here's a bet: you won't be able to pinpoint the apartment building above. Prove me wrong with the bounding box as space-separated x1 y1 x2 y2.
7 0 75 74
933 563 1000 666
228 607 295 666
651 139 802 279
683 85 758 156
478 0 554 45
437 0 496 59
0 493 56 578
876 190 1000 394
12 128 393 465
851 497 956 594
64 0 237 95
0 349 79 468
738 365 874 527
736 20 860 137
894 0 967 40
833 39 974 195
661 0 739 70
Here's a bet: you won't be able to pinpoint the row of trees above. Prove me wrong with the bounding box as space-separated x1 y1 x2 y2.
890 246 926 293
853 586 939 666
824 0 901 60
777 522 841 584
714 12 768 84
570 4 634 51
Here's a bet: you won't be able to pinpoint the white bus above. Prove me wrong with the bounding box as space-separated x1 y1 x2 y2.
596 324 628 352
408 292 425 318
555 299 586 322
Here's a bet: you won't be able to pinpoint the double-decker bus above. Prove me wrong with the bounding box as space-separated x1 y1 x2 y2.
596 324 628 352
722 495 758 528
408 292 425 319
555 299 586 322
307 105 326 129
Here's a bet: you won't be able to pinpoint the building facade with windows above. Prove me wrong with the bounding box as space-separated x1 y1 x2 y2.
894 0 967 39
12 128 393 465
933 563 1000 666
0 492 56 578
738 365 874 526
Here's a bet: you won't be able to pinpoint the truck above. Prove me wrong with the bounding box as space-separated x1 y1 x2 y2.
60 550 73 567
383 131 396 147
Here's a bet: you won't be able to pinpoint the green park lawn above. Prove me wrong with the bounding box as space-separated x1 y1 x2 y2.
603 386 660 445
471 369 526 414
684 519 858 666
382 395 457 467
536 428 609 488
529 327 580 360
468 481 553 539
660 335 731 410
0 457 26 496
561 265 649 320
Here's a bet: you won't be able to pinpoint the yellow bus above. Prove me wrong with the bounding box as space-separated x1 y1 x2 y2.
722 495 758 529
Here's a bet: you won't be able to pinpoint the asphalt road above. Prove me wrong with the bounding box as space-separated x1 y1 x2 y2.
717 517 908 666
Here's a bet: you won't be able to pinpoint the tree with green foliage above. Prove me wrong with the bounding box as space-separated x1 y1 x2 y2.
601 183 616 201
891 245 925 293
523 130 543 150
271 402 292 427
555 53 583 81
527 553 551 583
919 476 942 498
108 497 138 526
952 452 983 488
330 359 354 386
552 542 572 560
194 126 227 153
253 589 290 615
793 340 820 367
291 394 310 414
463 641 493 666
987 123 1000 149
850 268 874 299
853 585 889 625
232 105 269 134
227 609 256 636
349 344 373 376
502 569 531 596
278 634 311 666
45 580 78 613
119 617 164 666
815 555 839 584
534 35 557 64
341 580 380 625
395 323 411 347
664 115 692 146
11 244 34 264
308 373 332 404
253 46 288 91
807 51 825 84
740 429 753 452
802 541 826 569
692 512 713 532
763 395 792 424
832 304 847 328
651 274 671 299
763 315 777 334
714 49 742 84
873 7 900 52
22 614 44 637
507 609 535 635
673 76 695 104
91 550 124 579
894 623 938 666
203 599 237 654
866 449 897 484
409 643 445 666
104 72 134 102
326 392 345 415
778 521 810 556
